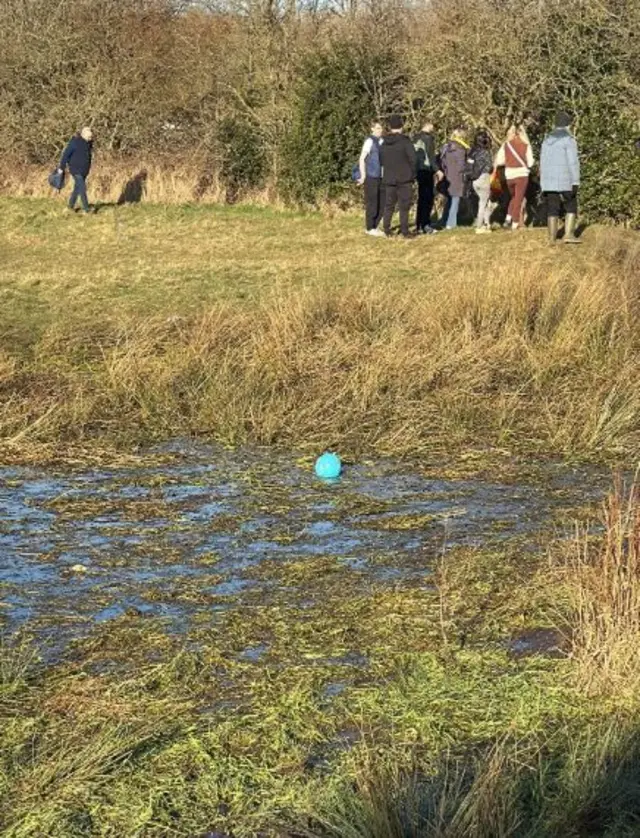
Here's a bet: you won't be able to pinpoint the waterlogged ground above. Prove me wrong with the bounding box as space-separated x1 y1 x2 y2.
1 443 624 836
0 442 610 660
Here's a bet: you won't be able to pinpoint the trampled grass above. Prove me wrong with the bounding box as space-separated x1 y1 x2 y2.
2 196 640 464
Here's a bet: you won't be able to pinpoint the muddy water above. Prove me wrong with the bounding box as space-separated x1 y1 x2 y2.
0 442 610 654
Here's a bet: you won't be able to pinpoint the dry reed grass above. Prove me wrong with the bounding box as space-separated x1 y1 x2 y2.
565 475 640 696
2 198 640 463
0 157 276 205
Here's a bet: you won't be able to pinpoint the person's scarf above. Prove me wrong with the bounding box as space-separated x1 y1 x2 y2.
451 133 471 150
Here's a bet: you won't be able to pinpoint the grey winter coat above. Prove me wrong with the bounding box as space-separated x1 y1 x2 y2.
540 128 580 193
440 139 468 198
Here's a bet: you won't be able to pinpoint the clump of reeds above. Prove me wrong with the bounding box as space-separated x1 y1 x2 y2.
566 475 640 695
301 723 640 838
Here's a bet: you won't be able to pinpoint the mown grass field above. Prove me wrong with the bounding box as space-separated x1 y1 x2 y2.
2 197 640 837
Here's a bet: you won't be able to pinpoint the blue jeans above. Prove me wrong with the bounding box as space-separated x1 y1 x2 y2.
443 195 460 229
69 174 89 212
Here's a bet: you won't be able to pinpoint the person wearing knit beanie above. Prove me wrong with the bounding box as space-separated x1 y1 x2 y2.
540 113 581 245
555 111 572 129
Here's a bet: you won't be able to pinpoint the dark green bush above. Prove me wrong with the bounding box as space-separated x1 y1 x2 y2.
218 116 267 200
577 97 640 227
280 43 405 205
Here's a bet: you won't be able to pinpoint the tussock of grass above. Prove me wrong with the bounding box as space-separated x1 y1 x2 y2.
301 722 640 838
2 198 640 462
563 476 640 697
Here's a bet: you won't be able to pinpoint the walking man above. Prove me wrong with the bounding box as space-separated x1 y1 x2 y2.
413 120 437 234
540 112 581 244
58 127 94 213
358 121 385 236
380 114 417 238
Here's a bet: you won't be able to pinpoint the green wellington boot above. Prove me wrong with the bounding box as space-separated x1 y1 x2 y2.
547 216 559 245
563 213 581 244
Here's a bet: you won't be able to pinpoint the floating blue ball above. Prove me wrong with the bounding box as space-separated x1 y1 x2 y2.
314 451 342 480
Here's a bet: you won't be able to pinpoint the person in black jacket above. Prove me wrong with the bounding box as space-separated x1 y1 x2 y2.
57 127 94 213
380 114 417 238
413 120 437 235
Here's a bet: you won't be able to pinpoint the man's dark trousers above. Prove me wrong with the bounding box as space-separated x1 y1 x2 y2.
416 170 434 230
364 177 384 230
69 173 90 212
383 182 413 237
546 190 578 217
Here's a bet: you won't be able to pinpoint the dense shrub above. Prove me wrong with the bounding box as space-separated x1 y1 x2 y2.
578 98 640 226
218 116 268 200
0 0 639 221
280 43 406 204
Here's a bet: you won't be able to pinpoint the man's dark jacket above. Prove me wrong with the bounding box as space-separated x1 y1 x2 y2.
380 133 417 185
413 130 437 171
60 136 93 177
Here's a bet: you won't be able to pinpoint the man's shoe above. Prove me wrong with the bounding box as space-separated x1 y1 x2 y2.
547 216 559 245
369 228 386 237
563 214 581 244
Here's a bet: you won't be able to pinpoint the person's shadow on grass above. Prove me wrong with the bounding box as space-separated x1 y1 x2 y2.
117 170 148 206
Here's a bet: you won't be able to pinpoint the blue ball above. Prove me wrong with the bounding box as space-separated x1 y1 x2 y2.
314 451 342 480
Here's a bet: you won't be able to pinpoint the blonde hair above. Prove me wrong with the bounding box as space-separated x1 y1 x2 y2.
507 124 530 145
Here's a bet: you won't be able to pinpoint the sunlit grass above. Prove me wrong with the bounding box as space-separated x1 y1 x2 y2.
2 197 640 465
3 197 640 836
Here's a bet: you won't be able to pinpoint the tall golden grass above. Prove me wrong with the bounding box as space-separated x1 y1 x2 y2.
1 201 640 462
0 158 276 205
566 476 640 696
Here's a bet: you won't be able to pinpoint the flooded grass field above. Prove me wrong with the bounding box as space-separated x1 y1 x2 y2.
0 443 611 658
3 202 640 835
4 443 632 836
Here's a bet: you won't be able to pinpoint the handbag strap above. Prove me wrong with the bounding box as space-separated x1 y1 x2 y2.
506 141 527 169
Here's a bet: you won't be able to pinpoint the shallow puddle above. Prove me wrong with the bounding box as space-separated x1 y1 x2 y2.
0 441 611 656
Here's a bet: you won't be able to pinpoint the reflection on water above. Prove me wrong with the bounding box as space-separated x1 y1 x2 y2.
0 442 610 653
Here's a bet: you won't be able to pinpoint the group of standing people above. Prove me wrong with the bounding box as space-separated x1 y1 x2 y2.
358 111 582 244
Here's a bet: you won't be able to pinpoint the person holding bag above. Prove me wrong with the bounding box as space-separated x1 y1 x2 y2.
57 126 94 214
495 125 534 230
466 130 494 233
